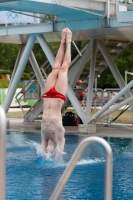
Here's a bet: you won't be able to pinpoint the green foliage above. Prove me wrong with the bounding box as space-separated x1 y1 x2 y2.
115 42 133 77
0 43 20 70
0 80 8 88
0 79 23 88
18 83 23 88
0 41 63 80
21 72 31 80
98 42 133 88
0 69 11 75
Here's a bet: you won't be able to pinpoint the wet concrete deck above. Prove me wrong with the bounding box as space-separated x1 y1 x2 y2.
7 118 133 138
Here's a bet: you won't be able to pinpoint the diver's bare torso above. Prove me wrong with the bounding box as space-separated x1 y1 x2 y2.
41 116 65 142
41 98 65 151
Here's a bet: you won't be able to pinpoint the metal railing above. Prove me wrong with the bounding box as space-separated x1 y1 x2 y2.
50 136 113 200
0 106 7 200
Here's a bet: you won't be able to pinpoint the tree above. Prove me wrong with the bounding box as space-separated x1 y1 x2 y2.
98 42 133 88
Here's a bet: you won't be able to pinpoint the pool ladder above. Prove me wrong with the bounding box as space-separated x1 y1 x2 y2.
0 106 6 200
50 137 113 200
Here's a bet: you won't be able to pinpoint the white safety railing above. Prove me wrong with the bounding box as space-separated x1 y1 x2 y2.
50 136 113 200
0 106 6 200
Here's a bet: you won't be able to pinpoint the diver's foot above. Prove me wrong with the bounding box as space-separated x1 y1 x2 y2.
66 28 72 44
61 28 67 44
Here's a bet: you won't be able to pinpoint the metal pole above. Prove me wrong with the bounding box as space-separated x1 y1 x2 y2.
8 44 25 89
29 51 45 91
3 35 36 113
94 91 97 115
106 0 110 26
132 111 133 128
86 39 97 118
97 39 133 111
36 34 55 67
72 41 82 56
0 106 6 200
101 90 104 126
125 71 127 85
50 136 113 200
107 91 110 125
100 96 133 119
95 78 97 92
125 71 133 85
88 80 133 123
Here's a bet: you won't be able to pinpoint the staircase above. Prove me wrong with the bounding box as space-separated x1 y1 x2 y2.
74 39 130 97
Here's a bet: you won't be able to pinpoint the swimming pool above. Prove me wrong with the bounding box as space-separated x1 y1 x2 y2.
6 131 133 200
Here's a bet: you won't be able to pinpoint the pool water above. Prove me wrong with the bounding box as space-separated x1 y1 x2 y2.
6 131 133 200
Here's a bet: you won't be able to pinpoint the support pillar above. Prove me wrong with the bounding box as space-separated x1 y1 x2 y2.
29 51 45 91
3 35 36 113
86 39 97 118
36 34 55 67
97 39 133 111
8 44 25 89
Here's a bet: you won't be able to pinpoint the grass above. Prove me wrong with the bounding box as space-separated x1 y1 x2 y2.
102 110 132 124
0 80 23 88
7 108 133 124
66 108 132 124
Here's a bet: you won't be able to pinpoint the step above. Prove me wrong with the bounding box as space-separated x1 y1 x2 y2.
105 45 123 50
109 40 129 43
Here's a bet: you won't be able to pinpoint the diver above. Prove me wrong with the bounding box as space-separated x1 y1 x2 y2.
40 28 72 158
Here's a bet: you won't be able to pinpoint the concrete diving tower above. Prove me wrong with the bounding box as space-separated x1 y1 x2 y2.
0 0 133 133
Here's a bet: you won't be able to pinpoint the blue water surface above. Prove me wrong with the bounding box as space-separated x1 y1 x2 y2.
6 131 133 200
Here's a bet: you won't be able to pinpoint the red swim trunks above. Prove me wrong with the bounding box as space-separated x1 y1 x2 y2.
42 88 66 101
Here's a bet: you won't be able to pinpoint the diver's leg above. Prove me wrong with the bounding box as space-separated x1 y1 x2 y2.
53 28 66 69
55 28 72 95
44 28 66 93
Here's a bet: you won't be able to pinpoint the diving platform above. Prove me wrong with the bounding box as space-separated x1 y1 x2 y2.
0 0 133 43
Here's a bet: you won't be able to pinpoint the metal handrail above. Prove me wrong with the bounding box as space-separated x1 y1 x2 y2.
0 106 6 200
50 136 113 200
